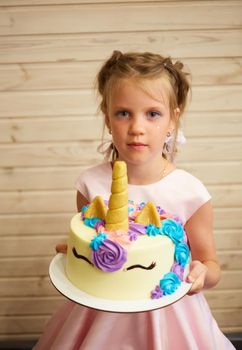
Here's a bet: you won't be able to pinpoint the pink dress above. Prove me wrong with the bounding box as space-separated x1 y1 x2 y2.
34 162 235 350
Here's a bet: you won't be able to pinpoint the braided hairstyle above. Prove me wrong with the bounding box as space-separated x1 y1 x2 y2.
96 50 191 160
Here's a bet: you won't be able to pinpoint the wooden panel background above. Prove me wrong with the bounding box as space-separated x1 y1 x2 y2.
0 0 242 342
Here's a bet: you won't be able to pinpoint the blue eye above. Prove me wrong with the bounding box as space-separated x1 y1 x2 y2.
115 110 130 118
148 111 161 119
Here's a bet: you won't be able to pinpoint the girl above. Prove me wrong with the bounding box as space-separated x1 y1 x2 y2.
34 51 235 349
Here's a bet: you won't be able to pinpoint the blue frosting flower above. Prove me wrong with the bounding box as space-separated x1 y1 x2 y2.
84 217 102 228
161 219 184 244
146 224 161 237
81 205 89 213
90 232 107 251
159 272 181 295
175 242 190 267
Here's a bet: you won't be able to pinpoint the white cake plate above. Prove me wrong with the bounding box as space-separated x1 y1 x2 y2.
49 253 192 313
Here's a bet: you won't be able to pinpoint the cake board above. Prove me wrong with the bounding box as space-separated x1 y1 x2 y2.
49 253 192 313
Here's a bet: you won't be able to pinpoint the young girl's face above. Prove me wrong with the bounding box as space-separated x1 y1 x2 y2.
105 78 176 167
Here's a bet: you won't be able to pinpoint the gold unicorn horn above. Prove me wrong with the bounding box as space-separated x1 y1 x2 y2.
105 161 129 231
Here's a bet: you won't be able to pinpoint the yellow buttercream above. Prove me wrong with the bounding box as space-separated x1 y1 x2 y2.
135 201 161 227
84 196 107 220
105 161 128 231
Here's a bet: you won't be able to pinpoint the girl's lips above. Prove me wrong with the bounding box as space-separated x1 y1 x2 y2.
127 142 147 149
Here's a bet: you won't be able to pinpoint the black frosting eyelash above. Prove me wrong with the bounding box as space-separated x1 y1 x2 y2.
124 261 156 271
72 247 94 266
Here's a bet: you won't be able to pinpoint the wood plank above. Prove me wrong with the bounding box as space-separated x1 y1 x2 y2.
0 61 99 91
0 237 65 258
1 29 242 64
179 137 242 162
212 309 242 328
0 256 52 276
214 208 242 230
0 90 96 118
209 185 242 208
0 237 66 258
217 251 242 271
214 230 242 251
184 57 242 86
0 162 241 191
0 190 76 214
0 208 241 237
0 141 103 167
214 271 242 290
0 165 84 191
1 86 242 118
0 334 39 341
0 116 104 143
0 0 206 5
0 57 241 92
0 277 57 297
0 315 50 334
190 85 242 112
205 290 242 309
182 161 242 186
0 213 72 236
1 1 241 36
1 111 242 144
184 112 242 137
0 296 64 316
1 184 242 214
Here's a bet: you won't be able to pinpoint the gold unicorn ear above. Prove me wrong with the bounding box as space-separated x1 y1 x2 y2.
105 161 129 231
84 196 107 220
135 202 161 227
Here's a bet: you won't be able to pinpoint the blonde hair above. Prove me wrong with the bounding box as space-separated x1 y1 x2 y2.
96 50 191 160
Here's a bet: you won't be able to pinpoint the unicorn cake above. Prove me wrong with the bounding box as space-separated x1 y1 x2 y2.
66 161 190 301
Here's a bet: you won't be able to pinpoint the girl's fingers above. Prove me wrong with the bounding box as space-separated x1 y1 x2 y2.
56 243 67 254
187 272 206 295
187 260 208 295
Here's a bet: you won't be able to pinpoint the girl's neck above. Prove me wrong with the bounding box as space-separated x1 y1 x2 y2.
114 157 174 185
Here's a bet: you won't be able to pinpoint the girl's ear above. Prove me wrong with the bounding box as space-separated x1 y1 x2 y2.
174 107 180 121
105 114 111 129
168 107 180 134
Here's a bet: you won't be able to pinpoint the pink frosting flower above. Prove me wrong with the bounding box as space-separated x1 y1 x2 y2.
106 230 131 248
91 239 127 272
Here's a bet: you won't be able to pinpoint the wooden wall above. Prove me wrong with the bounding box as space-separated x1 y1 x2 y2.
0 0 242 342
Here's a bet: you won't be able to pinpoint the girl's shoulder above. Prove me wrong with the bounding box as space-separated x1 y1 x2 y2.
169 168 211 220
168 168 210 196
79 162 111 179
171 168 206 184
75 162 112 201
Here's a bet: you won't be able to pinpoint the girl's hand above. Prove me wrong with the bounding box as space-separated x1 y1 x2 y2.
56 243 67 254
186 260 208 295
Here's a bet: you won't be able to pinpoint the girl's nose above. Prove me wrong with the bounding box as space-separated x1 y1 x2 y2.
128 116 145 135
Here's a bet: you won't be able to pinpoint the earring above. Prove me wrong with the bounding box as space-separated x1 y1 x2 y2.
109 129 112 135
166 131 171 137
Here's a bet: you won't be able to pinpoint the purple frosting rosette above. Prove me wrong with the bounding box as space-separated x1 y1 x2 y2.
91 239 127 272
